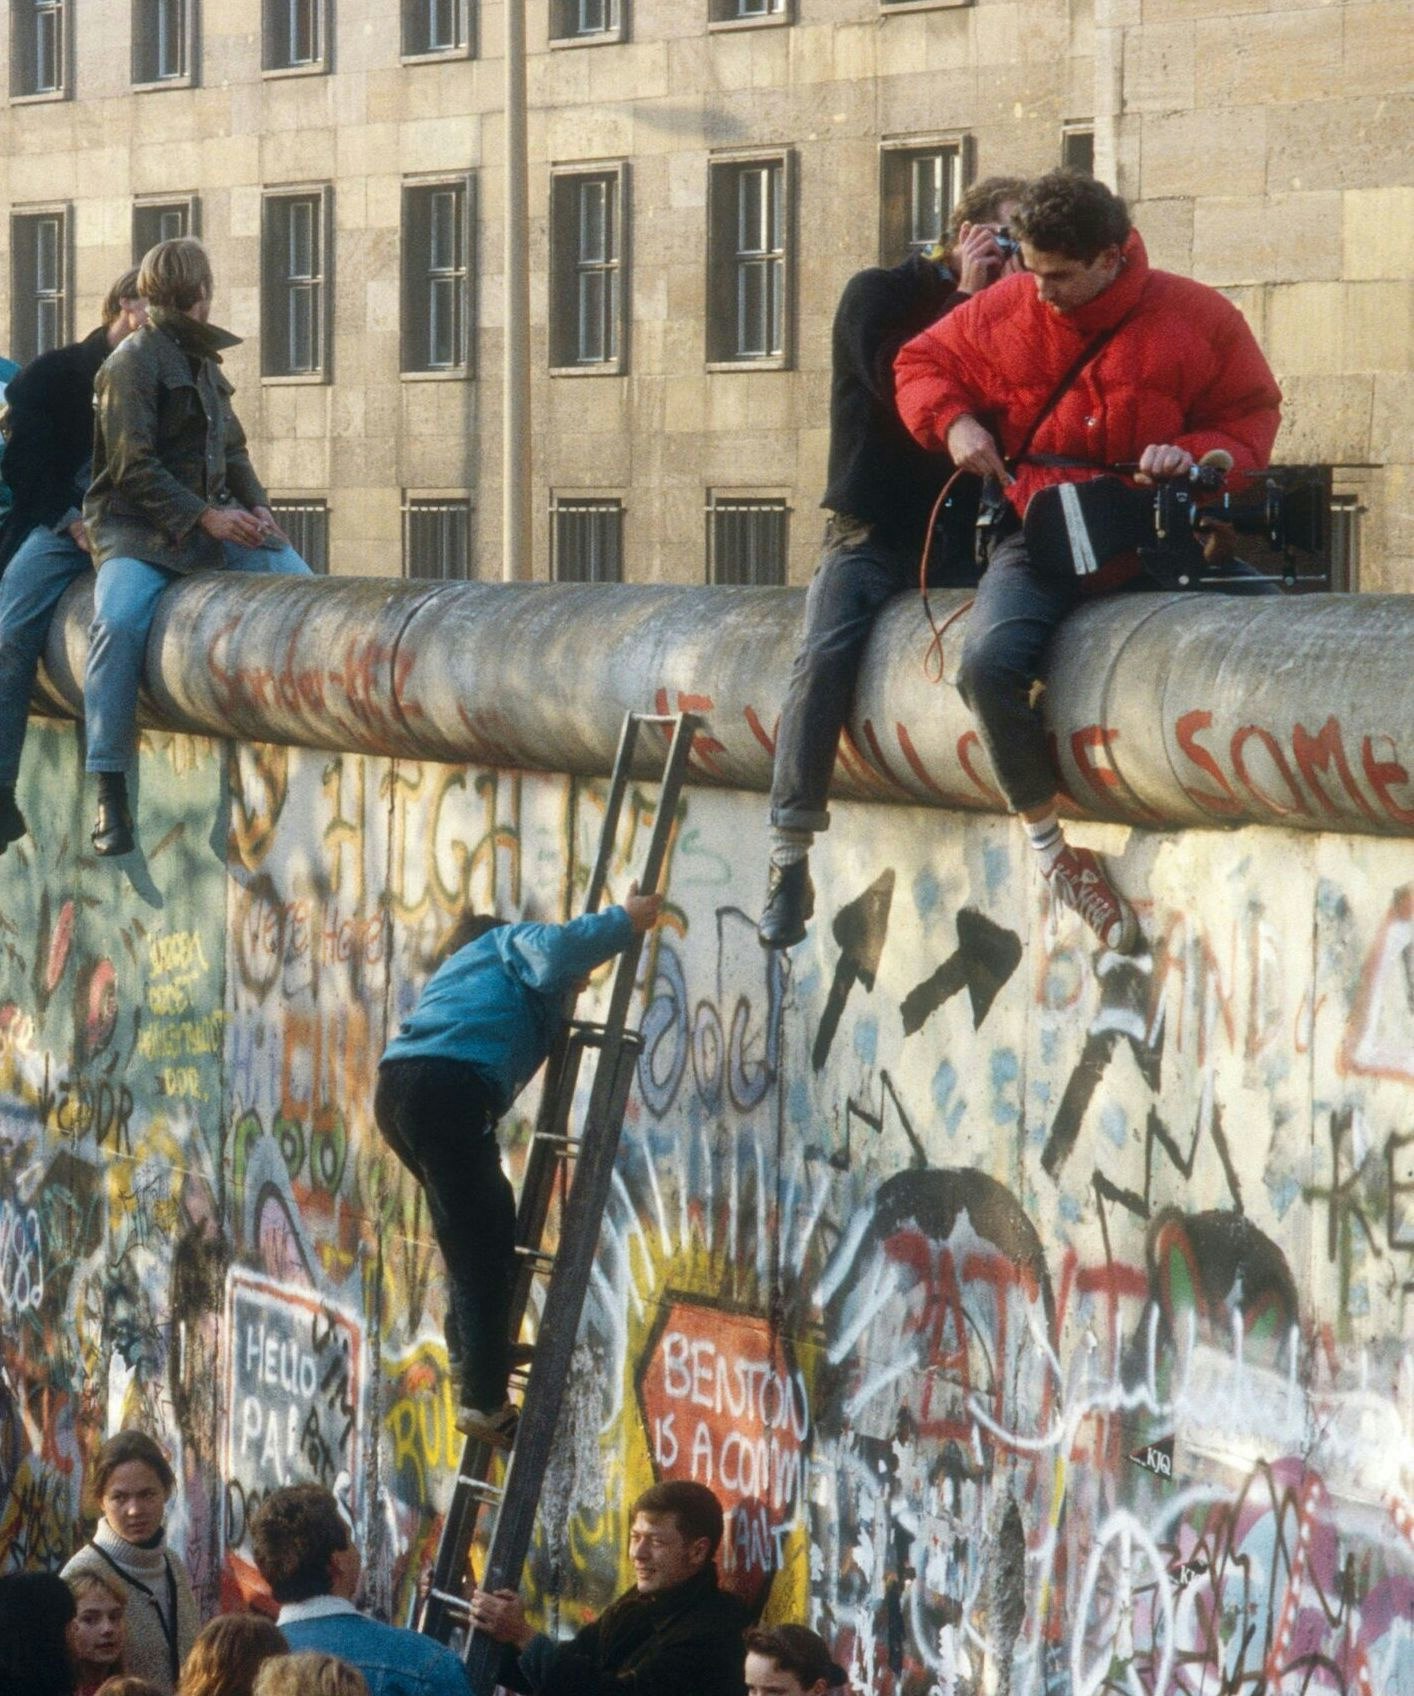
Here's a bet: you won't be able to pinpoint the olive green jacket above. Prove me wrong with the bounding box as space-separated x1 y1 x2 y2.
83 308 269 574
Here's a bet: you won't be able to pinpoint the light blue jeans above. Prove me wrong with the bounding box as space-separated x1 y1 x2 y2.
0 523 92 788
85 540 311 773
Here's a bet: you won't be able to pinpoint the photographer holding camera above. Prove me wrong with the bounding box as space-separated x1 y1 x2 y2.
757 174 1028 950
895 171 1281 953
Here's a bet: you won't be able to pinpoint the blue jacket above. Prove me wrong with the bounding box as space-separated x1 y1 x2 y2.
279 1601 471 1696
380 908 635 1116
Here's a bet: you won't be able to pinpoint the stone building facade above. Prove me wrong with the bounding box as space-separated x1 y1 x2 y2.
0 0 1408 585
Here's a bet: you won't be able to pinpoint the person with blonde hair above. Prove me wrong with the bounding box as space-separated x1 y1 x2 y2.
68 1570 129 1695
176 1615 288 1696
252 1655 369 1696
81 236 311 857
61 1429 201 1694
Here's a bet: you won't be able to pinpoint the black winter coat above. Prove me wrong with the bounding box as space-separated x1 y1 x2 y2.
506 1566 749 1696
0 324 110 573
820 253 980 574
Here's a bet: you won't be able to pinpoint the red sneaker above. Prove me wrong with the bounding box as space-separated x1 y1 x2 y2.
1045 845 1139 953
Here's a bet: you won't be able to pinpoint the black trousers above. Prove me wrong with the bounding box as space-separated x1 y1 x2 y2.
374 1057 515 1408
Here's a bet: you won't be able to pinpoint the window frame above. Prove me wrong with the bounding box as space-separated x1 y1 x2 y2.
400 0 474 62
549 161 629 377
261 184 334 384
401 174 475 379
707 0 790 30
705 149 794 372
879 0 971 12
1061 124 1096 175
878 135 967 264
551 492 625 583
131 0 199 89
262 0 330 76
10 0 70 101
267 497 330 573
132 194 201 263
402 493 473 580
548 0 627 46
704 489 790 586
9 204 72 365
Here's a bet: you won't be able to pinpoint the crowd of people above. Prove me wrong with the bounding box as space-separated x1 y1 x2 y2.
0 1434 848 1696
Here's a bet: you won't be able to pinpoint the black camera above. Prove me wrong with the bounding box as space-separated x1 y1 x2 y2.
993 228 1021 260
1022 466 1334 592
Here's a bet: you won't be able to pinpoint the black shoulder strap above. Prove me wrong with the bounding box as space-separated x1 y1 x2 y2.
87 1543 181 1683
1009 306 1139 470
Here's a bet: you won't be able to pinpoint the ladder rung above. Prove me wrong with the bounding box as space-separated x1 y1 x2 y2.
514 1245 557 1273
534 1132 581 1154
427 1588 472 1615
455 1475 506 1502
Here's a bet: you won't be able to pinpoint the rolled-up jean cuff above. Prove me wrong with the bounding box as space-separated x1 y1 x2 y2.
770 806 830 833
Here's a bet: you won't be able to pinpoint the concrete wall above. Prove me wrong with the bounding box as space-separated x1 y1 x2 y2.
2 714 1411 1693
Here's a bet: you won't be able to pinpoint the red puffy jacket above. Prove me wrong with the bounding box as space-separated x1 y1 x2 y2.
894 231 1281 518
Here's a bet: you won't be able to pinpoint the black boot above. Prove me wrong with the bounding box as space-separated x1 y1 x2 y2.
0 787 26 855
91 772 135 857
757 857 815 949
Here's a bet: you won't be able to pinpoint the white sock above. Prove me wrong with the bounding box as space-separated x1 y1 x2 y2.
1023 808 1066 873
769 827 812 870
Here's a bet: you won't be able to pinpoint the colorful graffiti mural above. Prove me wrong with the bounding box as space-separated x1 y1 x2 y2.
0 716 1410 1694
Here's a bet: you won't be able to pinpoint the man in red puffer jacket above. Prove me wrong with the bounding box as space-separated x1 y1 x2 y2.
894 171 1280 954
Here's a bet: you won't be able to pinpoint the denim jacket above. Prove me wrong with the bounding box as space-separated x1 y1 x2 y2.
278 1598 472 1696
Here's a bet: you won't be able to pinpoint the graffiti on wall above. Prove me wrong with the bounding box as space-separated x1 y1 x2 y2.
0 718 1409 1693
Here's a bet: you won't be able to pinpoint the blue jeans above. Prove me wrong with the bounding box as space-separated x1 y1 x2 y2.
958 518 1281 814
85 540 311 773
770 515 979 832
0 523 92 788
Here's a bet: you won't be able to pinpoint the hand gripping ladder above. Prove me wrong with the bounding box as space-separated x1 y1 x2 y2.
418 711 700 1692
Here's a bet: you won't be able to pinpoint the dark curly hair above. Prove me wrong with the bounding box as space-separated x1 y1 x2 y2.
745 1625 849 1690
1011 170 1131 262
250 1484 351 1604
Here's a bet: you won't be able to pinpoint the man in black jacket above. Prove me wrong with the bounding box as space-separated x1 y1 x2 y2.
0 269 146 856
83 237 310 857
469 1480 747 1696
757 176 1028 949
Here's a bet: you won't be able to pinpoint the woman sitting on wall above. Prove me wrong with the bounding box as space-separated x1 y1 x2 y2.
62 1430 201 1695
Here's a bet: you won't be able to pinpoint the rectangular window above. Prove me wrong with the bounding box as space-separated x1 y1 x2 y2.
133 0 195 83
706 492 788 586
264 0 325 70
880 140 963 261
132 196 199 262
1062 126 1095 175
402 0 469 56
707 155 791 365
552 495 623 582
550 0 622 40
262 188 331 379
12 0 66 97
403 496 471 579
550 167 626 372
402 179 472 375
709 0 787 21
269 499 329 572
10 209 69 364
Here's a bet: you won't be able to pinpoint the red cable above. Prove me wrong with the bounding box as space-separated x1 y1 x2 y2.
918 466 976 683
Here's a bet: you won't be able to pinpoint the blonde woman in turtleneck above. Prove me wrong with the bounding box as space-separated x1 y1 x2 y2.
62 1431 200 1695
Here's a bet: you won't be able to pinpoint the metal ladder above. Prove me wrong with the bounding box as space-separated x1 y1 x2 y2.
417 711 700 1693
